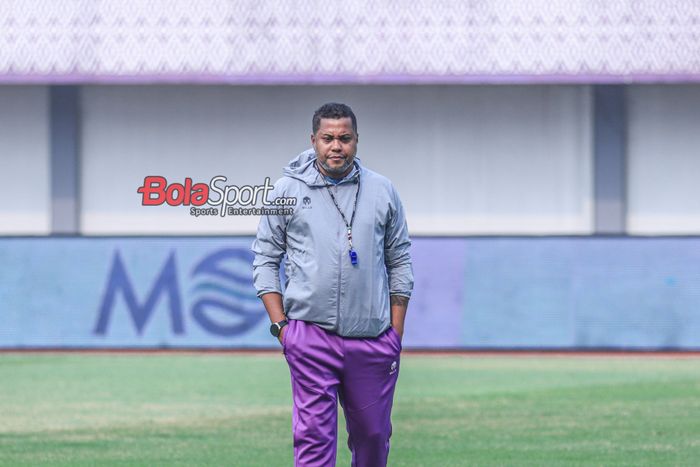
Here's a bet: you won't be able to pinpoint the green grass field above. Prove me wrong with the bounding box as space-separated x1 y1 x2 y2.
1 353 699 466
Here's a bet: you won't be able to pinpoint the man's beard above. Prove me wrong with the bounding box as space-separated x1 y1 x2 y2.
319 156 354 177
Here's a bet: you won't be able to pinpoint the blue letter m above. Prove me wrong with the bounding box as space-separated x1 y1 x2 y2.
94 251 184 335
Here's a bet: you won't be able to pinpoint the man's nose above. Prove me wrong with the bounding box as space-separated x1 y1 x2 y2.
330 138 342 151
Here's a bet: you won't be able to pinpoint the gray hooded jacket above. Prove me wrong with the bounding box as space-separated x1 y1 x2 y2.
252 149 413 337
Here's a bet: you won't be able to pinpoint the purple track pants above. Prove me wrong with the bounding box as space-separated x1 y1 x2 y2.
282 319 402 467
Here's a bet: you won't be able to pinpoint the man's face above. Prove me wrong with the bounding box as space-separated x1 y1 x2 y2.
311 117 358 178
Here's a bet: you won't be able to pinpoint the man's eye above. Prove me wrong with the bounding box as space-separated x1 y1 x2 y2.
323 137 333 142
340 137 352 143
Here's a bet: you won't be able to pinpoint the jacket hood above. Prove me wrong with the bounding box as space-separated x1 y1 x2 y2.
283 148 361 187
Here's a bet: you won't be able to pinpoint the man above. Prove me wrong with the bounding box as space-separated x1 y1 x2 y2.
252 102 413 467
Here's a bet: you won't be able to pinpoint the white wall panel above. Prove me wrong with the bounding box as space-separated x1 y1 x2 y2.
0 86 50 234
358 85 593 234
628 85 700 234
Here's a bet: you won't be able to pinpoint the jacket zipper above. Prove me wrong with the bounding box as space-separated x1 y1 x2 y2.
336 231 342 333
335 184 343 334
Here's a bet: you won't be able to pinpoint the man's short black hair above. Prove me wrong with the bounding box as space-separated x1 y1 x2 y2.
312 103 358 135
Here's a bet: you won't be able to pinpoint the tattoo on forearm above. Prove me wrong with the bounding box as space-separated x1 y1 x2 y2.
390 295 409 306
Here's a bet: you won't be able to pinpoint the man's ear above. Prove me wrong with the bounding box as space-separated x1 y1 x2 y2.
310 133 316 145
355 133 359 143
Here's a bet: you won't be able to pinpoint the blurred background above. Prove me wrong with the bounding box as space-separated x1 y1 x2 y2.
1 0 699 350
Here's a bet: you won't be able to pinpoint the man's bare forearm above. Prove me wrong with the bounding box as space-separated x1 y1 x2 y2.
390 295 409 339
260 291 285 324
260 292 286 343
260 292 285 322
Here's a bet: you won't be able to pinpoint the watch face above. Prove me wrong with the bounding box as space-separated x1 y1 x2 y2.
270 323 280 337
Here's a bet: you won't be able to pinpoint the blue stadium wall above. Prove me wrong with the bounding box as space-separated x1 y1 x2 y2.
1 237 699 350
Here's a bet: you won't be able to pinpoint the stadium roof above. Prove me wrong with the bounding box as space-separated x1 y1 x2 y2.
1 0 699 84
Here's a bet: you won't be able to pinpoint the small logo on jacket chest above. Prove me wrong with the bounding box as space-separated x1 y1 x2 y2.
301 196 312 209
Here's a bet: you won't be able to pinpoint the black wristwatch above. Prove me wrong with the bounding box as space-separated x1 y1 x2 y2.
270 319 288 337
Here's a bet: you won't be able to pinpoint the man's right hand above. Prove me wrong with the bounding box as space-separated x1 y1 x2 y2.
260 292 287 346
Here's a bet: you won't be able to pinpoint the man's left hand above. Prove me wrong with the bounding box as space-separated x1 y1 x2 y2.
390 295 409 342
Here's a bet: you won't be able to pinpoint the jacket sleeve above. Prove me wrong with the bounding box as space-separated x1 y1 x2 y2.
384 185 414 298
251 181 289 297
